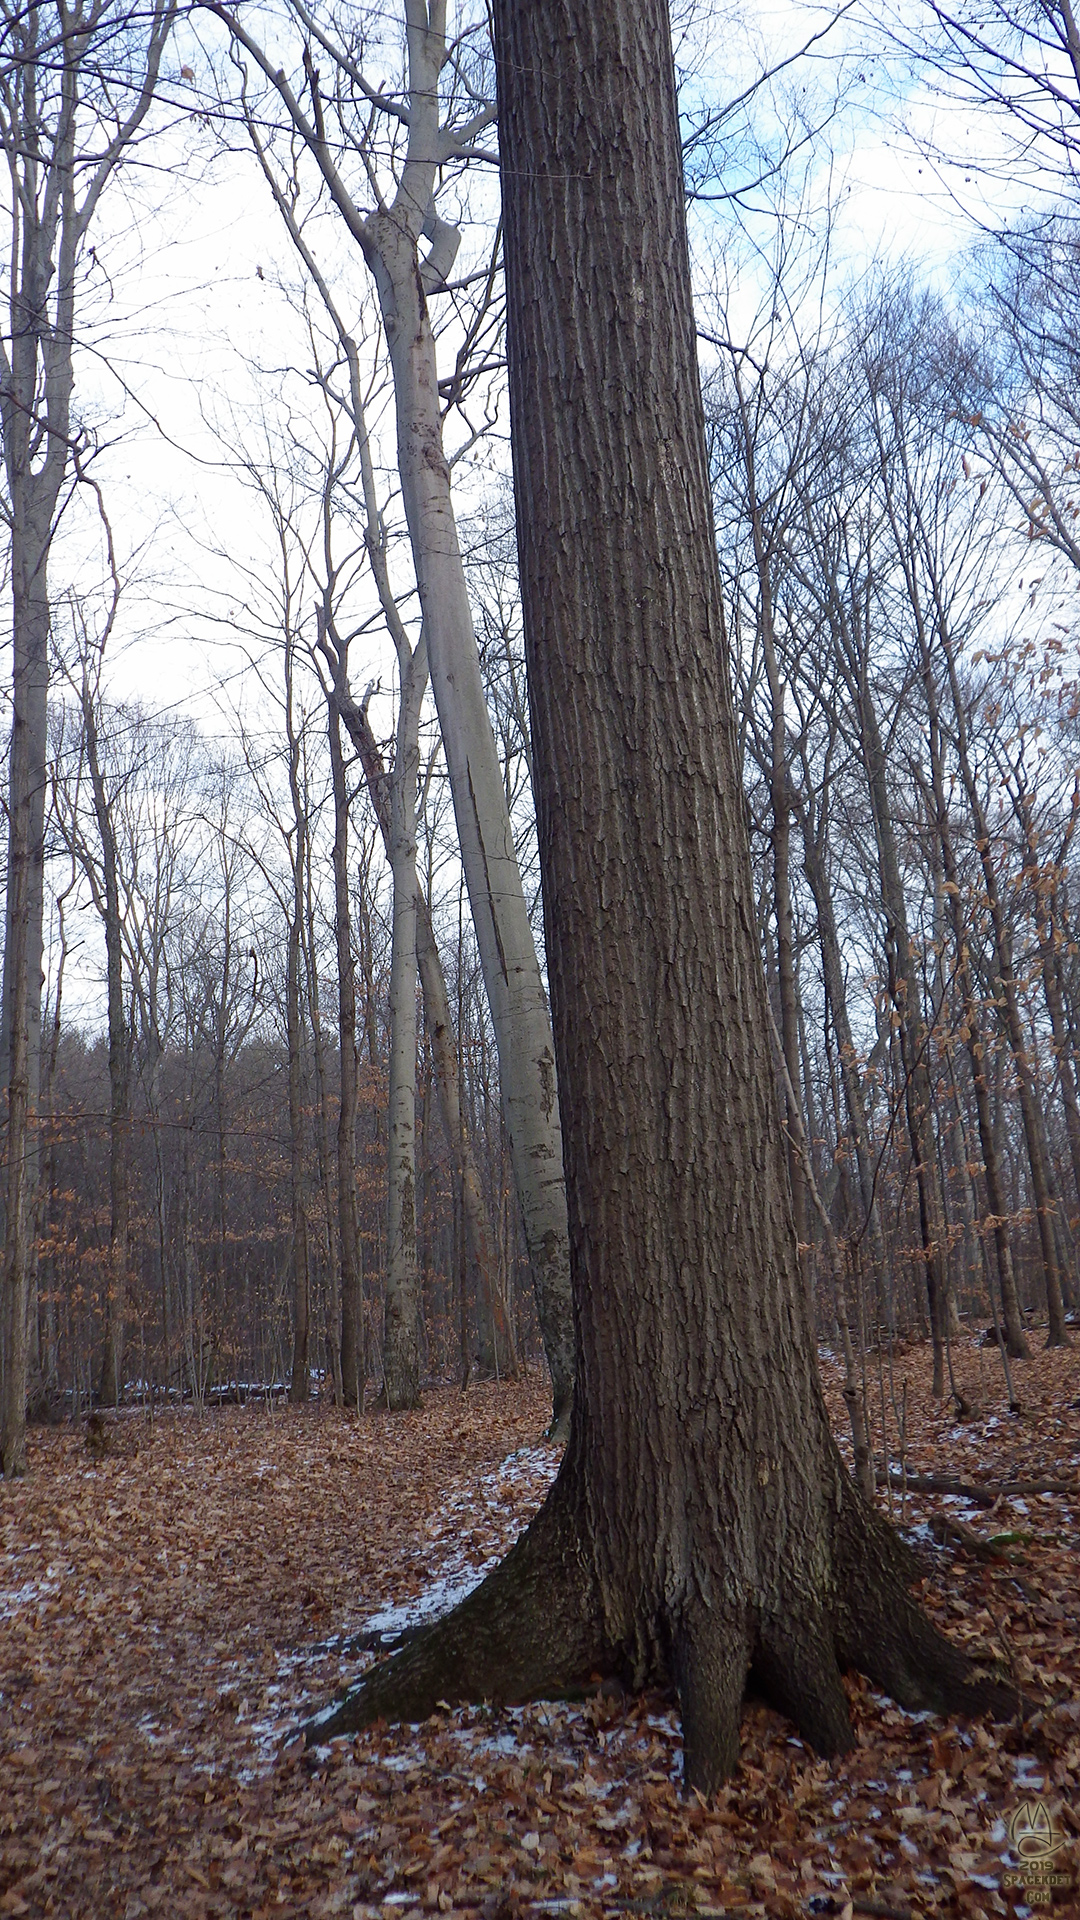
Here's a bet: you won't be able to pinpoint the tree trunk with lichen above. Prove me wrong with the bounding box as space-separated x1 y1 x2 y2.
304 0 1016 1790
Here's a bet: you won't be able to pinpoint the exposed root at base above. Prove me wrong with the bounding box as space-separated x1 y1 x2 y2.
301 1483 603 1745
302 1473 1030 1791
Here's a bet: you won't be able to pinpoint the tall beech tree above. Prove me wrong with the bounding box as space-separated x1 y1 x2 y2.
211 0 575 1435
0 0 174 1476
303 0 1014 1790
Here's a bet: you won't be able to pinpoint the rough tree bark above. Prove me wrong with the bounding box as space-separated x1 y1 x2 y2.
302 0 1015 1791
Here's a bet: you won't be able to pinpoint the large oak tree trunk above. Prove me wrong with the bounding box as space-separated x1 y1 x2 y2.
305 0 1015 1790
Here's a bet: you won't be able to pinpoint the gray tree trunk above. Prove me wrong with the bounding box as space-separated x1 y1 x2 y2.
329 705 364 1410
81 681 132 1407
222 0 574 1433
0 0 173 1475
383 641 427 1410
858 681 951 1392
368 208 573 1428
935 619 1068 1342
301 0 1014 1791
284 643 311 1404
332 683 519 1381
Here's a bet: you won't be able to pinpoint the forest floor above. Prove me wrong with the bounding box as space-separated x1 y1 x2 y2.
1 1337 1079 1920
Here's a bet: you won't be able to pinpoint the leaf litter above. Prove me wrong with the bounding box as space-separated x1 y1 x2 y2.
1 1341 1079 1919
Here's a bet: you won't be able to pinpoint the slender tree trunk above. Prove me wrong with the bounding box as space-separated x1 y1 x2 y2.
732 388 808 1270
383 643 426 1411
917 683 1030 1357
0 0 172 1477
82 684 132 1407
860 687 950 1392
798 804 890 1311
222 5 574 1432
306 900 342 1402
1 532 49 1474
332 682 518 1378
1022 785 1080 1238
370 223 573 1429
936 636 1068 1342
0 41 71 1476
330 708 364 1411
287 904 310 1403
283 644 311 1404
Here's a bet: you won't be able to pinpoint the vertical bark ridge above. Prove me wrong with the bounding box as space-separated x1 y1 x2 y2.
299 0 1024 1790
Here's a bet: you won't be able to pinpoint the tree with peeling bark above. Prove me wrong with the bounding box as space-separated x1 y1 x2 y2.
302 0 1017 1790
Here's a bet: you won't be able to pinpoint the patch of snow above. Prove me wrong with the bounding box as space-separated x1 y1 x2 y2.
468 1732 530 1758
900 1522 944 1549
361 1570 487 1637
1013 1755 1045 1786
300 1697 345 1732
0 1577 59 1619
375 1751 426 1774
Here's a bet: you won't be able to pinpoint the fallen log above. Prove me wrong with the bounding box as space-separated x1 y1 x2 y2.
875 1469 1079 1508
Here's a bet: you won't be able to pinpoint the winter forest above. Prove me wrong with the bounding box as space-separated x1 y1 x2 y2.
3 1 1080 1916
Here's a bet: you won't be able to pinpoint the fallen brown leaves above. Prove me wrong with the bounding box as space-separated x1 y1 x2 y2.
1 1341 1079 1920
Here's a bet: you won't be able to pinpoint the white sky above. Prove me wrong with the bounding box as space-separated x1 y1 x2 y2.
65 0 1030 713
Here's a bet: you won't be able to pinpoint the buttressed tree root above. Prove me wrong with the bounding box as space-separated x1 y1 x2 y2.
302 1451 1023 1792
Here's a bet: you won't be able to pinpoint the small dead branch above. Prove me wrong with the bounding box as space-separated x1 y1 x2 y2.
929 1509 1013 1560
876 1469 1078 1508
